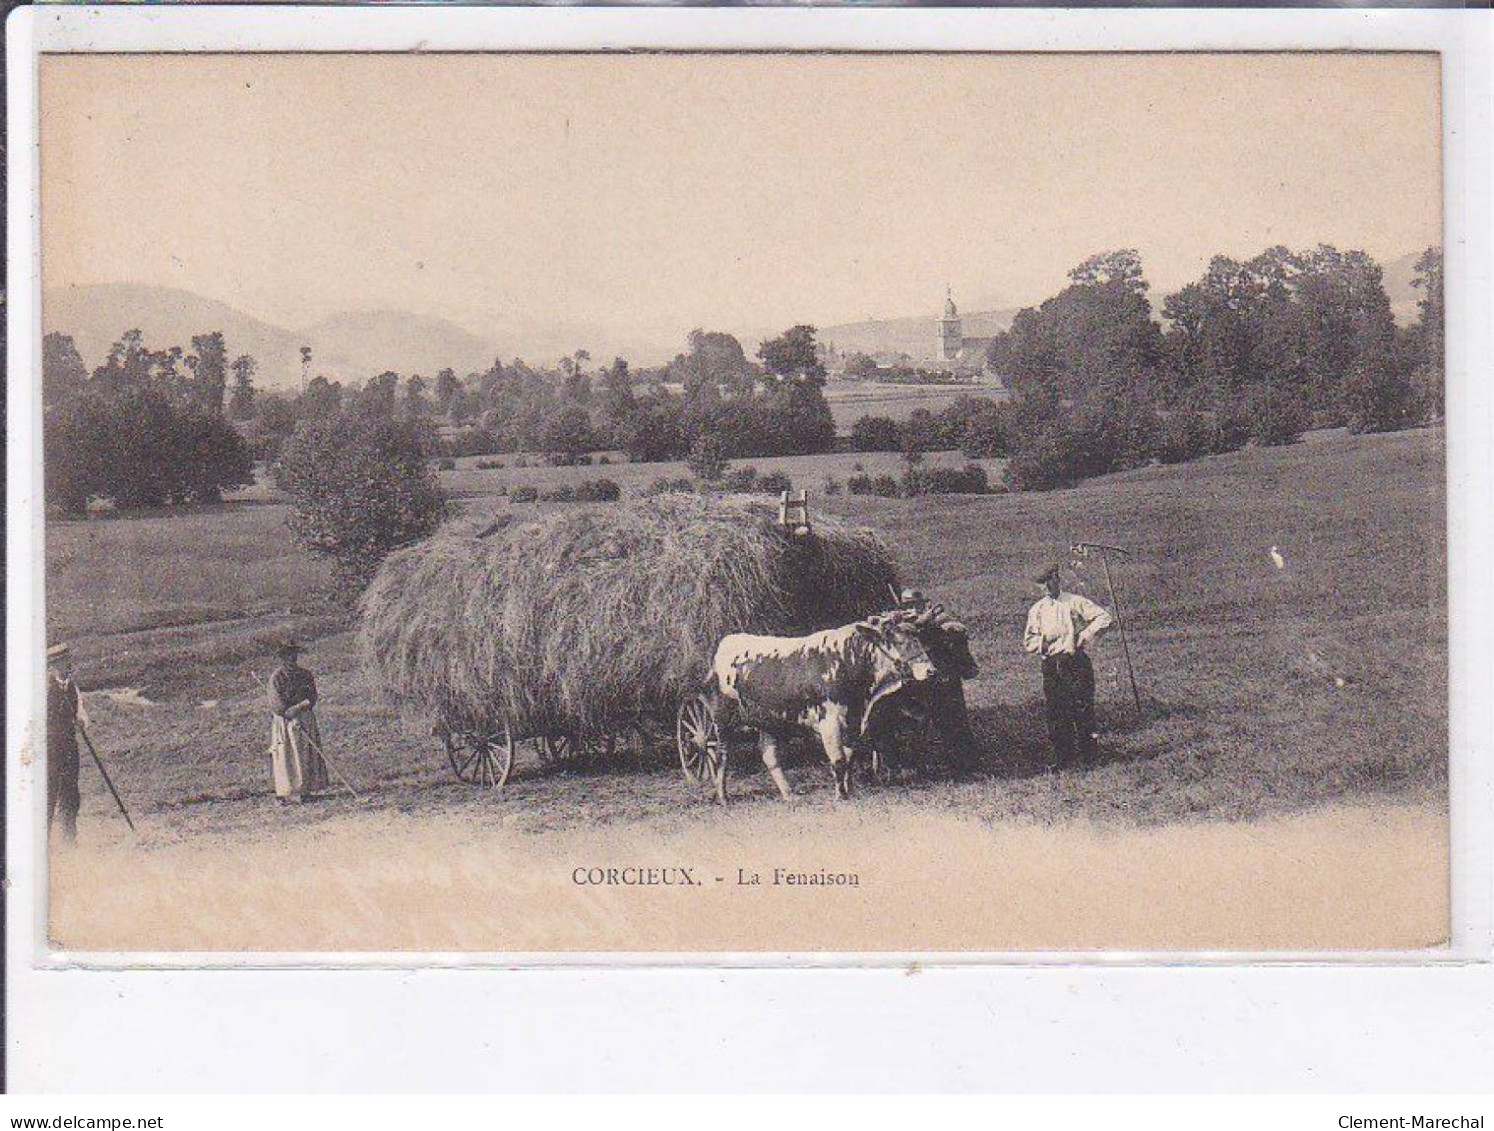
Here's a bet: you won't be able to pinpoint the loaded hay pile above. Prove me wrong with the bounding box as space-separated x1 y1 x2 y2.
358 493 900 738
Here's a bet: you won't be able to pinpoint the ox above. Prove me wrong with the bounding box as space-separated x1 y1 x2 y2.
708 612 938 800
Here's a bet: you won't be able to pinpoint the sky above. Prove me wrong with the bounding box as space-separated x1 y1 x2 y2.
41 52 1442 348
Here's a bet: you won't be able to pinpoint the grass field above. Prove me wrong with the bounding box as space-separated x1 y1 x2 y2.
439 446 999 518
44 425 1447 853
823 381 1005 429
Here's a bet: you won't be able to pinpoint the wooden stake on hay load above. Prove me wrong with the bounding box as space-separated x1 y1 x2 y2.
778 489 811 536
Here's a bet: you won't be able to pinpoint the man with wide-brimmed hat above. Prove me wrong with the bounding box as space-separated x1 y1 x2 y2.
896 587 980 770
46 642 89 842
1023 562 1113 769
266 639 329 803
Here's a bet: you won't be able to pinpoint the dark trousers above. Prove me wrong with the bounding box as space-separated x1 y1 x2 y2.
1041 651 1097 767
48 734 81 841
929 678 978 769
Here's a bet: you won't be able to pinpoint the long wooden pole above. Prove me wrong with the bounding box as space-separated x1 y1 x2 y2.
1098 549 1144 723
76 723 136 832
290 719 360 799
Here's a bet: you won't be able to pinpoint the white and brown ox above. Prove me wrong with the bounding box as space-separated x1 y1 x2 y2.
708 612 938 800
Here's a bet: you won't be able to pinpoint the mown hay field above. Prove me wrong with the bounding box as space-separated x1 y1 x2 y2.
435 446 996 509
822 381 1002 430
40 426 1447 851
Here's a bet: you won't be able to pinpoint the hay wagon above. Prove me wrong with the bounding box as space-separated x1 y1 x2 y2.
436 715 657 790
359 493 901 795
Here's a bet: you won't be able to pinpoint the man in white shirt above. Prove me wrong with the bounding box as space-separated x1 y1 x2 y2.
1023 563 1113 769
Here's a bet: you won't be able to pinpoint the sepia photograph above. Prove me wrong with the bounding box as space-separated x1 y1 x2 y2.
33 49 1450 955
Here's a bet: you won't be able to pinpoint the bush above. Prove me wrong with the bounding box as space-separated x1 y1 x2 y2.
686 434 728 482
1311 406 1347 431
850 415 902 452
438 427 502 459
1003 420 1087 492
959 402 1011 458
847 474 874 496
1057 409 1123 480
543 406 599 466
1213 401 1252 453
1344 355 1417 435
723 466 759 493
646 476 696 496
1155 411 1214 465
852 462 865 473
433 457 456 471
574 477 623 502
901 408 941 455
1123 408 1162 468
823 476 843 497
172 411 258 505
872 474 902 498
541 484 577 502
1002 397 1167 492
937 396 1004 451
274 413 448 597
1408 365 1443 423
510 485 539 503
597 455 612 466
46 392 255 513
1241 384 1310 446
475 459 506 471
757 470 792 495
907 463 990 494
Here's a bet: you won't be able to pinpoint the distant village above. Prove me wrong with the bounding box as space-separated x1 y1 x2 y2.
819 290 1008 388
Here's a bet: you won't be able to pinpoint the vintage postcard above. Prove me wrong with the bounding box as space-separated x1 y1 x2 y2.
31 48 1451 955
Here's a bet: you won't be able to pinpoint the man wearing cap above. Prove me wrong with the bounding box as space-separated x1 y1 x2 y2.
1024 564 1113 769
47 643 89 842
267 640 329 803
896 587 981 770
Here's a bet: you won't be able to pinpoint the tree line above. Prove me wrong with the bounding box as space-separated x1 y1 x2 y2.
230 324 837 469
43 315 844 519
43 329 256 514
44 242 1442 518
883 244 1441 491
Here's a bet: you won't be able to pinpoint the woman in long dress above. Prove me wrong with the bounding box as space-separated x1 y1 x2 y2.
267 640 330 803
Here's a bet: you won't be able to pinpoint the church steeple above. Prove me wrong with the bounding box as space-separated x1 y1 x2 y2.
938 285 962 360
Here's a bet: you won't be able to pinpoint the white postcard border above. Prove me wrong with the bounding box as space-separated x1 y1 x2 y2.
6 5 1492 1091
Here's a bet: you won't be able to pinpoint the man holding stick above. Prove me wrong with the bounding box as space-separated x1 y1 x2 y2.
46 642 88 842
1023 563 1113 770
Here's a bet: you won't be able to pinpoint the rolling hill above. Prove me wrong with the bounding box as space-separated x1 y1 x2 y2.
42 283 508 392
44 283 314 390
42 251 1431 396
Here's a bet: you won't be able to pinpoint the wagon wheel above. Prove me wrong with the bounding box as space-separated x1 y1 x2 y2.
677 694 727 802
444 722 515 788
